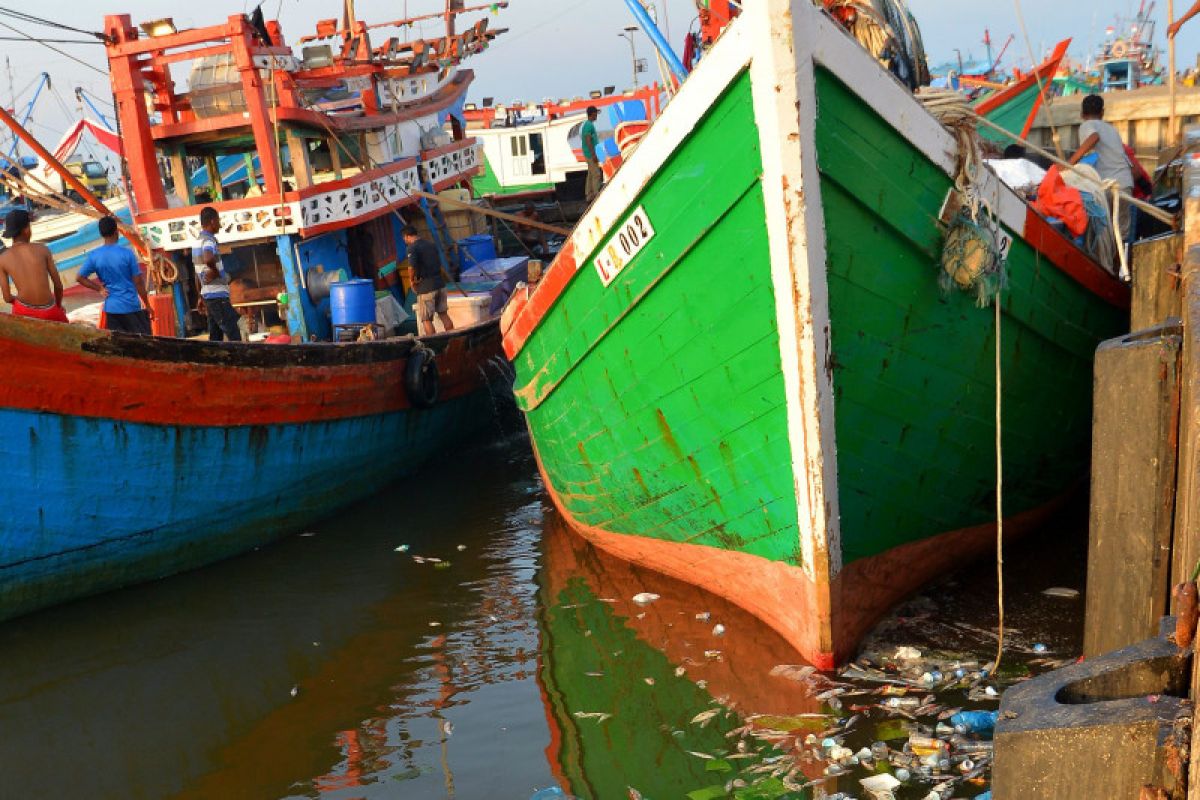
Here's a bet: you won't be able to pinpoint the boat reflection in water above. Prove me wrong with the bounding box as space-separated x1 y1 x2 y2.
0 437 554 800
536 511 828 800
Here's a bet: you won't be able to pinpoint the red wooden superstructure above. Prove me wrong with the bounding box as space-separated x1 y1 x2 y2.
103 6 499 253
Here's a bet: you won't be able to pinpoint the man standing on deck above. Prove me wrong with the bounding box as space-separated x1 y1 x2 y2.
192 206 241 342
77 216 154 335
1068 94 1134 241
0 209 67 322
403 226 454 336
582 106 602 202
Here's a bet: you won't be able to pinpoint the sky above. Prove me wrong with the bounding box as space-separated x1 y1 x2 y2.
2 0 1199 154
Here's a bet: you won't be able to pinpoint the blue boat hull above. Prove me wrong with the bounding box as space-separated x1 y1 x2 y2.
0 382 497 621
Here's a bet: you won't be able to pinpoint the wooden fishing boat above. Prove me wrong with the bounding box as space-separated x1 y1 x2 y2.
0 2 512 621
503 0 1129 668
468 86 661 200
0 307 506 622
974 38 1070 144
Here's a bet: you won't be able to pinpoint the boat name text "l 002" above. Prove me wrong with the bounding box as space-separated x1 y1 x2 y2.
594 206 656 287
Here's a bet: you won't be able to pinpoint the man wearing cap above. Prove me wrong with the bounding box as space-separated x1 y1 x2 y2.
0 208 67 323
77 215 154 335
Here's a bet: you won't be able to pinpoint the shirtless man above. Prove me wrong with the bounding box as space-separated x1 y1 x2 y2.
0 209 66 322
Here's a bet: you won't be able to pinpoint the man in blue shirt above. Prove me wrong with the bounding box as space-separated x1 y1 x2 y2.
581 106 602 202
191 206 241 342
76 215 153 335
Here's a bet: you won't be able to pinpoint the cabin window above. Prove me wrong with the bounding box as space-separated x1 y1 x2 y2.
529 133 545 175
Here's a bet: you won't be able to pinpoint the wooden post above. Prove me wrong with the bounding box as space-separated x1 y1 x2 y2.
167 146 193 205
1131 235 1184 329
285 131 312 189
1171 0 1179 144
1084 325 1182 659
329 136 343 180
1181 126 1200 800
228 15 282 194
103 14 168 210
204 154 223 201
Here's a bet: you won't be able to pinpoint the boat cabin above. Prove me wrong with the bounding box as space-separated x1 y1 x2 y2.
103 6 499 341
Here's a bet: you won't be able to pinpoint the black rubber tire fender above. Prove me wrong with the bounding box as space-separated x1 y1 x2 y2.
405 346 440 408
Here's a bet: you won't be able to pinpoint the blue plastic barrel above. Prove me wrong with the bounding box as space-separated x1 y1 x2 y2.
457 234 496 268
330 278 376 327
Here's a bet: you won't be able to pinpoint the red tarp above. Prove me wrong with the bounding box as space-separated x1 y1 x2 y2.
1034 166 1088 238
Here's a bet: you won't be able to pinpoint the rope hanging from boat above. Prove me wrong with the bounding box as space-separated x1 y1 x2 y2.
918 87 1008 674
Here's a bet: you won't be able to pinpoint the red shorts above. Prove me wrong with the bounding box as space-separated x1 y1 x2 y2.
12 299 69 323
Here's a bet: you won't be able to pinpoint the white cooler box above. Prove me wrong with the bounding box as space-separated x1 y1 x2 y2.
428 292 491 331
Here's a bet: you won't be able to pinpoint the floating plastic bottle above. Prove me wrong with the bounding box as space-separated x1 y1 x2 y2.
908 734 947 756
951 710 999 735
530 788 571 800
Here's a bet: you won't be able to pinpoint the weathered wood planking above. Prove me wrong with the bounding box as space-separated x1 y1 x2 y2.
1132 234 1184 329
1084 325 1181 659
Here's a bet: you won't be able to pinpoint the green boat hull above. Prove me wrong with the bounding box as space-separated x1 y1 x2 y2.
504 2 1127 668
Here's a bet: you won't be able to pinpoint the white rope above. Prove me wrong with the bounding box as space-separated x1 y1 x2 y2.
989 292 1005 675
1111 184 1130 280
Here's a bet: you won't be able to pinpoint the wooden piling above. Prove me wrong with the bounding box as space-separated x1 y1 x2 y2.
1180 126 1200 800
1085 325 1182 659
1132 235 1184 330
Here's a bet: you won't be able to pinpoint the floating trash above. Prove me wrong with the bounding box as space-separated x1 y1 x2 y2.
289 685 299 697
456 544 467 551
631 592 660 605
394 544 409 552
1032 643 1048 653
860 772 901 794
695 611 711 622
951 710 999 735
1042 586 1080 599
572 712 612 723
712 624 726 637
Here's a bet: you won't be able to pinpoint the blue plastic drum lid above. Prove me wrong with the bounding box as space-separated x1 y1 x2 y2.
330 278 376 326
457 234 496 267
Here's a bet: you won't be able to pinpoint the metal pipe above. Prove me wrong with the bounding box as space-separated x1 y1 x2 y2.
6 73 48 160
622 0 687 84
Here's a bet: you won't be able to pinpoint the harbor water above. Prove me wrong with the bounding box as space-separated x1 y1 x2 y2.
0 431 1087 799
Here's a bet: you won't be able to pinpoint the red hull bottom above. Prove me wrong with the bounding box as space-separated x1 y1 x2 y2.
537 455 1070 669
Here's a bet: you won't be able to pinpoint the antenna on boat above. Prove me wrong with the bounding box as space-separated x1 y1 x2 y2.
446 0 464 37
4 57 14 158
